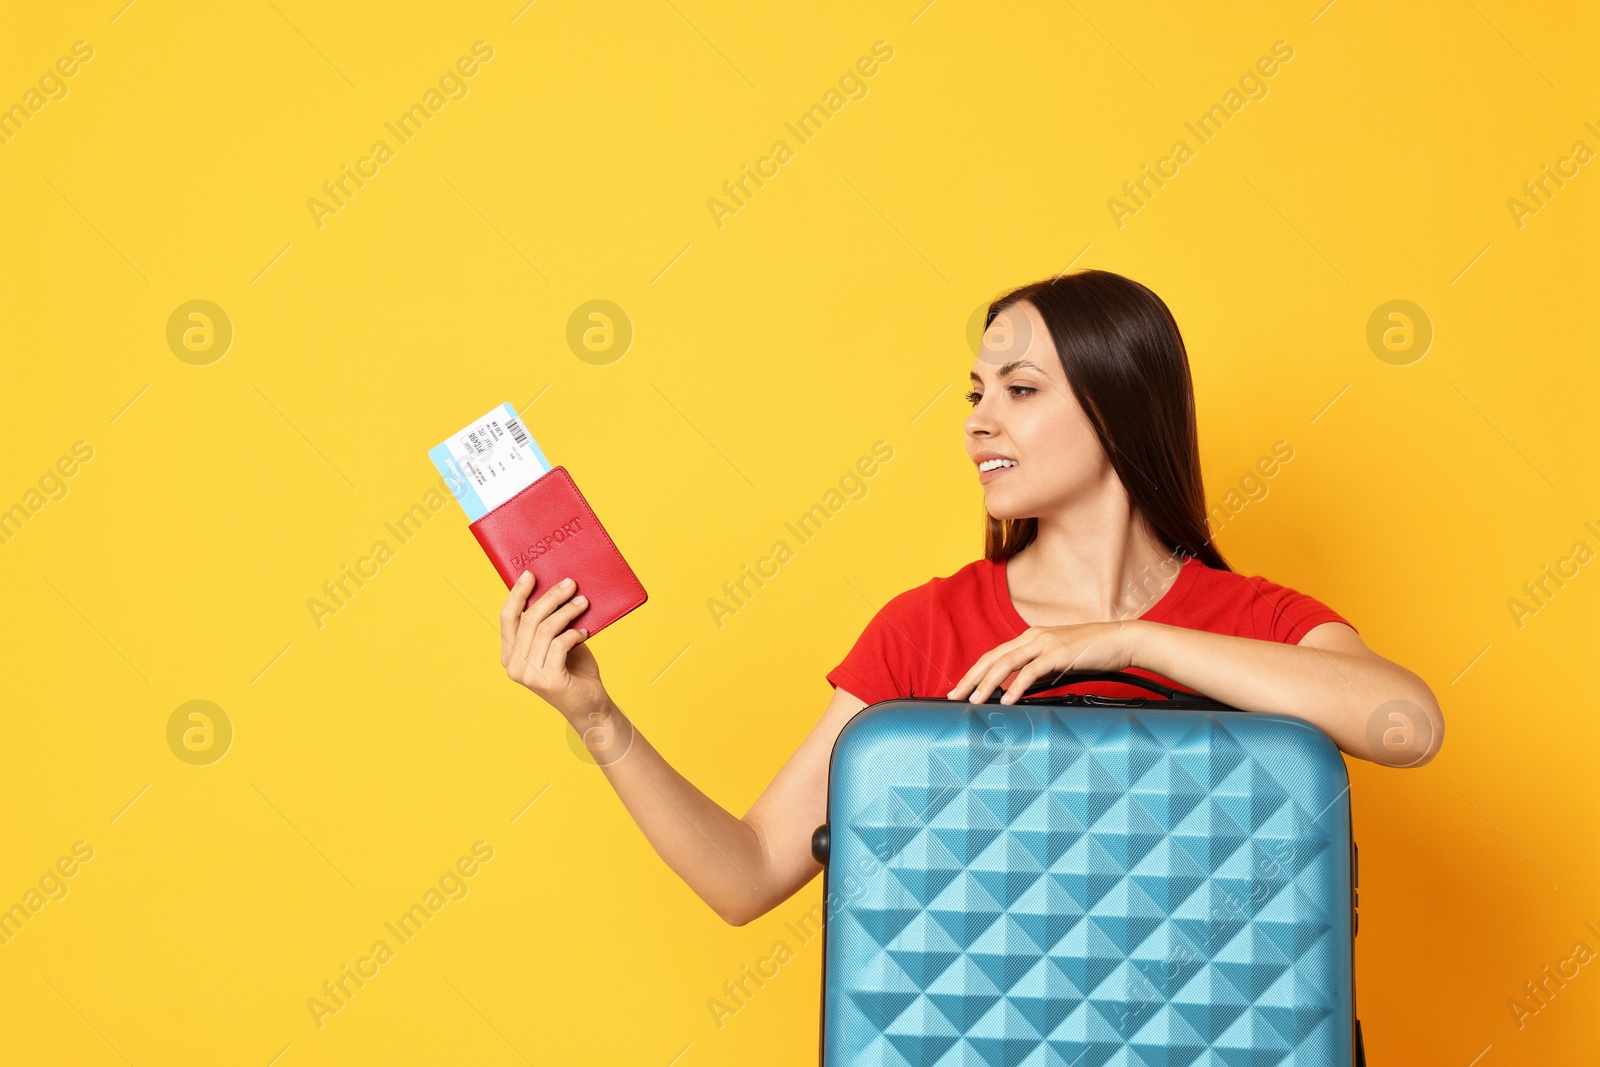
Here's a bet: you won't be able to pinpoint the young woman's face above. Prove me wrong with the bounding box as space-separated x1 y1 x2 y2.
964 299 1116 520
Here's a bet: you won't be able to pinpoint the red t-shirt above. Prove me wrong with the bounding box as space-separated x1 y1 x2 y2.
825 555 1354 705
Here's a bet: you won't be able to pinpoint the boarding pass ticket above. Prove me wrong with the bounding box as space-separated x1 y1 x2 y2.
429 403 553 522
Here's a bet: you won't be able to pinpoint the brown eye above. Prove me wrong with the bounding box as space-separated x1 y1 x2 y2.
964 390 982 405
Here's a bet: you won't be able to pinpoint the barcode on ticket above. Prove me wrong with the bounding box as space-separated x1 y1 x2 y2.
428 402 553 522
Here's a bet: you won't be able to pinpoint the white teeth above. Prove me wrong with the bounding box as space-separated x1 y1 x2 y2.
978 458 1017 472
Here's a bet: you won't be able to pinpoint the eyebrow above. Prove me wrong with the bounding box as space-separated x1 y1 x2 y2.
970 360 1044 382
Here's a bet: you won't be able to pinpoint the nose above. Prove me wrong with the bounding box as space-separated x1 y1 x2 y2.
963 399 996 439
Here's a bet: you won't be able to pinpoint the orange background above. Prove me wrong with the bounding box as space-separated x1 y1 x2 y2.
0 1 1594 1064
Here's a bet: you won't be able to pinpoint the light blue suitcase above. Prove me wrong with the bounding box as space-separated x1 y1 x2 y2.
812 671 1363 1066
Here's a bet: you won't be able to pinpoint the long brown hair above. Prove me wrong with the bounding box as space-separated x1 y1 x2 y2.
980 269 1230 571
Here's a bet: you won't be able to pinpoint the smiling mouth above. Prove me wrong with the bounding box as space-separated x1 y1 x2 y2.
977 458 1017 483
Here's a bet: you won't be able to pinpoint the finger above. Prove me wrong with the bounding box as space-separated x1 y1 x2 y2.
506 612 537 681
536 594 589 671
525 575 578 626
948 631 1035 698
970 648 1032 704
1006 640 1081 701
950 648 1009 699
1005 639 1103 702
500 571 535 666
548 625 589 663
518 585 563 675
961 633 1036 697
947 658 988 700
1001 659 1057 705
515 577 577 676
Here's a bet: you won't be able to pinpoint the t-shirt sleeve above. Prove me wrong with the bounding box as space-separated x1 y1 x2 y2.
825 588 927 706
1247 575 1357 644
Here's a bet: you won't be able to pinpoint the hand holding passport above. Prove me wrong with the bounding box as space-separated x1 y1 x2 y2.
430 403 648 639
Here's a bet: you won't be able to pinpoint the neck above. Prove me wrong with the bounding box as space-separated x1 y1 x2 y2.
1006 486 1182 624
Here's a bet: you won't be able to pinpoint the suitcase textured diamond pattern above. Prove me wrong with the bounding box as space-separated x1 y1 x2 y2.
823 702 1354 1067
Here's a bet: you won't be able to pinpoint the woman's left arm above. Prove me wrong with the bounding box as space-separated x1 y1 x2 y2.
1134 621 1442 766
949 621 1444 767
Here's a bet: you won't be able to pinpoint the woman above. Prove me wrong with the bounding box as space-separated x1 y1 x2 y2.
495 269 1444 926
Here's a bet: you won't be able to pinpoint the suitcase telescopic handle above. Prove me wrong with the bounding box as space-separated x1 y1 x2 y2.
990 669 1191 702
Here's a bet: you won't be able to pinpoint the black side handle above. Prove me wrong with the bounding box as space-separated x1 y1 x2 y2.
984 669 1190 702
811 824 829 865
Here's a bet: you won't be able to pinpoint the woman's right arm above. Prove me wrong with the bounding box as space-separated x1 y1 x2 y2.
500 570 868 926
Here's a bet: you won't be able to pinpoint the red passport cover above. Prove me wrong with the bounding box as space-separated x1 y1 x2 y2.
468 466 647 637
